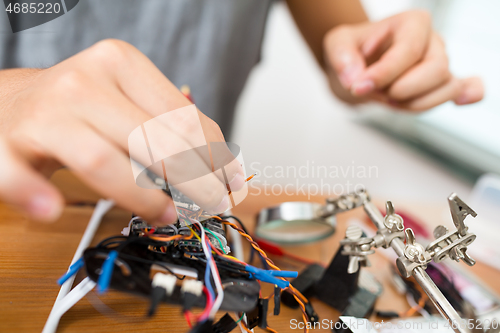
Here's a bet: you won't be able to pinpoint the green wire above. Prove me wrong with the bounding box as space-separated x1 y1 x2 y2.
204 227 227 254
236 313 245 323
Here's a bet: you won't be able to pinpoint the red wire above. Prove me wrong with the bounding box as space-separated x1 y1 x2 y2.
256 238 322 266
196 286 213 322
184 286 213 327
184 311 192 328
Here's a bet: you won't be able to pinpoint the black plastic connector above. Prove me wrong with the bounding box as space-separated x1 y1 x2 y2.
189 319 214 333
182 292 199 312
258 298 269 329
273 286 281 316
246 298 270 329
246 305 259 329
212 313 237 333
148 286 165 317
305 302 319 323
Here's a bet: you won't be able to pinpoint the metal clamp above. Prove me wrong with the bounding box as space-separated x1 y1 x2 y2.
319 189 370 218
426 193 477 266
340 225 375 274
325 190 479 333
396 228 432 278
372 201 405 249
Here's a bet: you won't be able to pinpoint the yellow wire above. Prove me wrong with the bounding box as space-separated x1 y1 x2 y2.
224 254 243 262
185 224 201 242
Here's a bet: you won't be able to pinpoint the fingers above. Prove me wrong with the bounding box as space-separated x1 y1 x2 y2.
323 12 483 111
392 75 484 112
84 40 245 191
0 137 64 222
65 87 234 211
394 77 459 111
84 39 192 115
454 77 484 105
35 117 178 224
354 11 432 94
324 25 367 90
361 23 391 59
387 34 451 101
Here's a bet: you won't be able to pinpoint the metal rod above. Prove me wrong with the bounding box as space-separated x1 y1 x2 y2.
413 266 467 333
363 202 468 333
363 201 385 230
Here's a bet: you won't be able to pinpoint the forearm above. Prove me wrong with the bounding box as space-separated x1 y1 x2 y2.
286 0 367 65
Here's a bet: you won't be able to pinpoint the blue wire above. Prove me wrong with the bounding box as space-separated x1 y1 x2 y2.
203 239 215 303
97 250 118 294
57 257 84 285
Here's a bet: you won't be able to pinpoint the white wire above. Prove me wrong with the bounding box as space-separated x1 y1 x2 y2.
224 210 244 261
192 219 224 319
42 199 114 333
50 277 97 321
236 313 254 333
208 249 224 318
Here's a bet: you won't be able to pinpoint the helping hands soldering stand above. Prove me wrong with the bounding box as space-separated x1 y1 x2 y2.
320 190 477 333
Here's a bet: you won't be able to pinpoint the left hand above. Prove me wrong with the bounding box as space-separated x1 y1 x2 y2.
323 10 484 111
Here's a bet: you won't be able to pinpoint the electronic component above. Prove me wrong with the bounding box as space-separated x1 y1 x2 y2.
212 313 237 333
181 280 203 311
49 188 485 333
77 208 303 332
152 272 177 296
273 286 281 315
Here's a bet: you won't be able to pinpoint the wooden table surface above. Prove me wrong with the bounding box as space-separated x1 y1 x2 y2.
1 170 499 333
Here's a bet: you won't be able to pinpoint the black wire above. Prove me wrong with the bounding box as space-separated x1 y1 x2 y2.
96 235 128 247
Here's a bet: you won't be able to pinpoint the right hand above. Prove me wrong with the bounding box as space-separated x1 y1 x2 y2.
0 39 244 224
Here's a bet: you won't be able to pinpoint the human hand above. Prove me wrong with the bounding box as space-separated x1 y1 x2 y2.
323 10 484 111
0 39 244 223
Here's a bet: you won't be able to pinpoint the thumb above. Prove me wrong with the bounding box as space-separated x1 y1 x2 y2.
454 76 484 105
324 26 366 90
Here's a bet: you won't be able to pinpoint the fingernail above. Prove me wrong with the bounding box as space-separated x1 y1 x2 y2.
158 203 178 225
29 194 62 221
351 80 375 96
339 65 362 89
228 173 245 192
212 195 230 214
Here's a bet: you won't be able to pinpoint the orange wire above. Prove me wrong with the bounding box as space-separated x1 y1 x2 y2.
240 323 253 333
228 173 257 195
245 173 256 182
148 231 194 243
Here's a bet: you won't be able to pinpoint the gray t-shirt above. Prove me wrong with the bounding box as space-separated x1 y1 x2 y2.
0 0 273 138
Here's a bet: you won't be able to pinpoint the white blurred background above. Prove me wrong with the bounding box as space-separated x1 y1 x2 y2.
232 0 500 204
